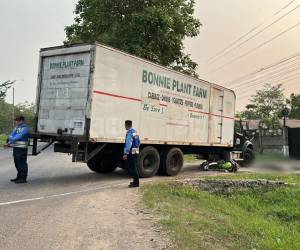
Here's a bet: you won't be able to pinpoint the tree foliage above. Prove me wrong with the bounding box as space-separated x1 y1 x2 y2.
287 93 300 119
0 80 13 99
65 0 201 76
0 100 35 134
240 84 286 129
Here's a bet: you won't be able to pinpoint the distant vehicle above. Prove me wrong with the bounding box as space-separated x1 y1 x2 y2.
30 43 249 177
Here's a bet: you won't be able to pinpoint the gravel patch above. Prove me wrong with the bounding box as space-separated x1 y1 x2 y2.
175 178 289 194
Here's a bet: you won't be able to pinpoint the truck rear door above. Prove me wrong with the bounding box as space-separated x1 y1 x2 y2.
37 47 92 136
209 87 224 144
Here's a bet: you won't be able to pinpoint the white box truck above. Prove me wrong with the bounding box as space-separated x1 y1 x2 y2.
30 43 253 177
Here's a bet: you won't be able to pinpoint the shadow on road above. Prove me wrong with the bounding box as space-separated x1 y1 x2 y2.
0 160 210 195
27 169 131 187
29 164 204 186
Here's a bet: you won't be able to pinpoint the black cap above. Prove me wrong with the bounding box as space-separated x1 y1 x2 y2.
15 115 25 121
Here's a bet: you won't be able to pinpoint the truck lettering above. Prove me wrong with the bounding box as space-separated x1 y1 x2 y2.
172 97 183 105
143 70 172 90
193 86 207 98
142 69 208 99
172 80 192 95
50 59 85 70
142 70 148 83
148 92 160 100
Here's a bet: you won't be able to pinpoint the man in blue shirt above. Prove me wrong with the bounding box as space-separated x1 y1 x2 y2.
5 116 29 184
123 120 140 188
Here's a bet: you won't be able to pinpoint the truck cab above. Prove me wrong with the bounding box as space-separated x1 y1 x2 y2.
234 119 255 166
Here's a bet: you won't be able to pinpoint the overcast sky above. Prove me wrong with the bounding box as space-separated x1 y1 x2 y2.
0 0 299 110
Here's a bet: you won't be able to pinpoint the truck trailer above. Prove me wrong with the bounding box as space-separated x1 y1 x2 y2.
30 43 250 177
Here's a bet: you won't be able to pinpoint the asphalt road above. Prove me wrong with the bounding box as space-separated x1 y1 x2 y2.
0 148 135 203
0 147 208 250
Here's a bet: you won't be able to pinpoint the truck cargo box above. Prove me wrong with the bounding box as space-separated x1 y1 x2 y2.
36 43 235 147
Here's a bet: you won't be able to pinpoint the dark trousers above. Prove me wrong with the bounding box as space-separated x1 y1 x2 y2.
13 148 28 180
127 154 139 183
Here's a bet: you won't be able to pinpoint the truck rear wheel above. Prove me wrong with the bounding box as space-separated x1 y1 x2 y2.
138 146 160 178
87 155 118 174
240 148 255 167
160 147 184 176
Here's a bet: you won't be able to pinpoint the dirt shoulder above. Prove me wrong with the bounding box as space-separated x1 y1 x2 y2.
81 187 174 250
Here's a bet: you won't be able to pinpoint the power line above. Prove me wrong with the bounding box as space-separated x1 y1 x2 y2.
282 74 300 87
237 71 300 99
206 23 263 62
279 72 300 85
228 57 300 89
274 0 296 15
206 0 298 63
226 51 300 85
229 57 300 89
237 74 300 100
235 63 300 91
231 60 300 90
209 22 300 74
236 67 300 93
209 5 300 64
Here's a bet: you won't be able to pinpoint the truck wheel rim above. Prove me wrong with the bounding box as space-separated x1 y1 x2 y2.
143 155 156 170
170 154 181 170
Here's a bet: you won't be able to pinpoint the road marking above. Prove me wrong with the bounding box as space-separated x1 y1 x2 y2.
0 197 45 206
0 180 153 207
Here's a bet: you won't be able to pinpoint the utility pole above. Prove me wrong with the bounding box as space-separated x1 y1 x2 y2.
11 79 23 129
258 121 263 154
282 108 290 158
12 86 15 129
259 126 263 154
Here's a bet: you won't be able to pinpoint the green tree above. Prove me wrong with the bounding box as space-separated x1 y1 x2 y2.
65 0 201 76
0 100 35 134
239 104 261 120
0 99 14 133
287 93 300 119
240 84 286 129
15 102 35 129
0 80 13 99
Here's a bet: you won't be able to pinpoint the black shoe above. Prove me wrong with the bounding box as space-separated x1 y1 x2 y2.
10 177 19 182
14 179 27 184
128 182 139 188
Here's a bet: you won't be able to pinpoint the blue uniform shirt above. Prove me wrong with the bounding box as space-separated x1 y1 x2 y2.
8 123 29 147
124 128 140 155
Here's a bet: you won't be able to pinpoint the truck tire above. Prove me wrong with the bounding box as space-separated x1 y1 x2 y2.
138 146 160 178
240 148 255 167
160 147 184 176
87 156 118 174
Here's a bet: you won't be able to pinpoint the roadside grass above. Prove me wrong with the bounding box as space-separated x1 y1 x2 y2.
0 134 7 147
255 153 288 163
184 154 199 163
142 173 300 250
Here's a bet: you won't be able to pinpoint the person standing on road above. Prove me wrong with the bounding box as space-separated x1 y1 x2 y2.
123 120 140 188
5 116 29 184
